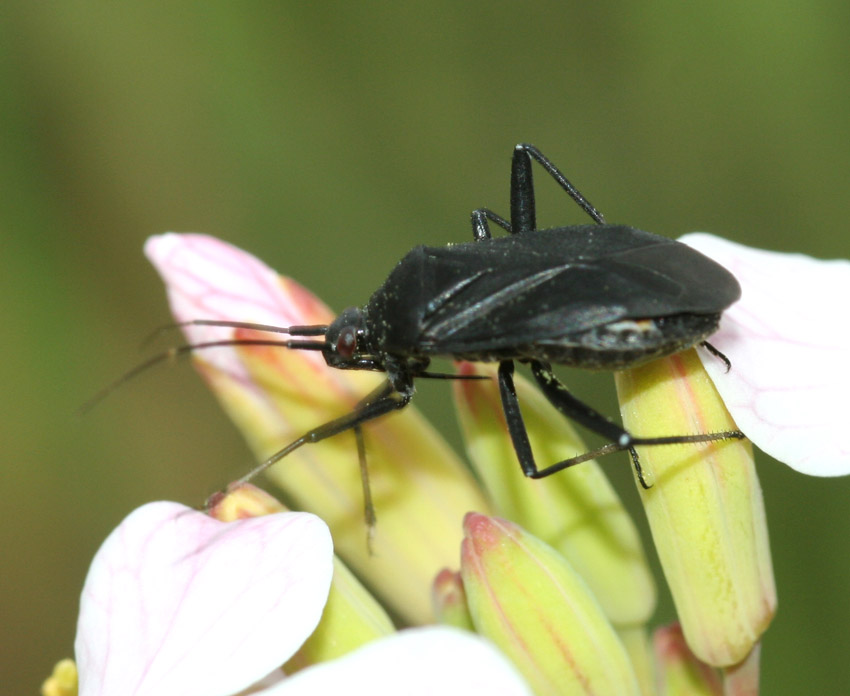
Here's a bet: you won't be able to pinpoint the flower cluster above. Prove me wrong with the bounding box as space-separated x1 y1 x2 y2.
51 233 849 696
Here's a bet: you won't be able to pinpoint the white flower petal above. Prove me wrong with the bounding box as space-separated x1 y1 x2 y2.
681 233 850 475
264 627 533 696
76 502 333 696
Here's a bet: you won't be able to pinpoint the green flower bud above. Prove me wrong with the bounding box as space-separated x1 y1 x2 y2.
461 513 640 696
615 349 776 666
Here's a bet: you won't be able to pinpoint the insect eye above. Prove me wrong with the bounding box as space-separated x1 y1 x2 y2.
336 326 358 359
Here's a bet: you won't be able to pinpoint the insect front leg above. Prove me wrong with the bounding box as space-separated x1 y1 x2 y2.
232 378 415 489
349 377 415 533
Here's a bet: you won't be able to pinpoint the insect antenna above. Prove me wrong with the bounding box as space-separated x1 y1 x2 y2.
81 321 329 414
141 318 328 347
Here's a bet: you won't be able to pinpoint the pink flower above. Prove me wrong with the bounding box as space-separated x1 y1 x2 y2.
682 233 850 476
75 502 332 695
73 502 532 696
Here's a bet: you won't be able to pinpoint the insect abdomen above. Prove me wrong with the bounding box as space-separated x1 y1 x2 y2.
445 312 721 369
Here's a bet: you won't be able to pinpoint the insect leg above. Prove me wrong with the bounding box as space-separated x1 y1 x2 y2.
510 145 537 234
528 361 744 488
497 360 536 475
496 359 636 479
496 356 633 481
530 361 630 442
231 379 414 488
348 377 404 539
511 144 605 231
498 358 647 485
700 340 732 372
470 208 512 241
353 424 376 552
496 360 650 486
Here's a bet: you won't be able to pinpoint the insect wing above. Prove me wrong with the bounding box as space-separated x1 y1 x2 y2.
412 226 740 354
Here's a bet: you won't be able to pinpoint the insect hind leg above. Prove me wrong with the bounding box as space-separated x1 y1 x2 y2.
469 145 604 242
700 340 732 373
511 144 606 232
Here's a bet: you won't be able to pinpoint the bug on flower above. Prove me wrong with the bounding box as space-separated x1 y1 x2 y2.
166 144 744 490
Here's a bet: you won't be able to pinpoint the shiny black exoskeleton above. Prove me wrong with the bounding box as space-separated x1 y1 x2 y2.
300 144 744 488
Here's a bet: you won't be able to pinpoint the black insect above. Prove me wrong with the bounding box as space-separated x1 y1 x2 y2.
166 144 744 493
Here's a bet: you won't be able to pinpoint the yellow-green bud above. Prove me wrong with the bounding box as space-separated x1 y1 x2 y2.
209 484 396 672
41 659 78 696
431 568 475 631
461 512 640 696
615 349 776 666
285 557 396 672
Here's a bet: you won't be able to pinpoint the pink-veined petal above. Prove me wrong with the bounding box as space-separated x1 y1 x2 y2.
143 232 332 381
681 233 850 476
261 627 533 696
142 232 374 468
75 502 333 696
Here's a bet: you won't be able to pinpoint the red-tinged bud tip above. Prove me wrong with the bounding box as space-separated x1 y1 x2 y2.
654 623 690 660
460 513 642 694
432 569 465 609
453 361 497 416
654 623 722 695
205 490 227 511
462 511 509 549
207 483 287 521
431 568 474 630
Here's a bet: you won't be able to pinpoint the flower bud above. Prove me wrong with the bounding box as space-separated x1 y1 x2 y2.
285 557 396 672
461 513 640 696
207 484 395 671
207 482 286 519
431 568 474 631
615 349 776 666
41 659 78 696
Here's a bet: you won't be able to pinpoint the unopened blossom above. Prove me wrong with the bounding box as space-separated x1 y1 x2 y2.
616 350 776 666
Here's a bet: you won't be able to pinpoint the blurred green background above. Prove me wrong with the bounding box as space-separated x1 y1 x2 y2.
4 3 849 693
